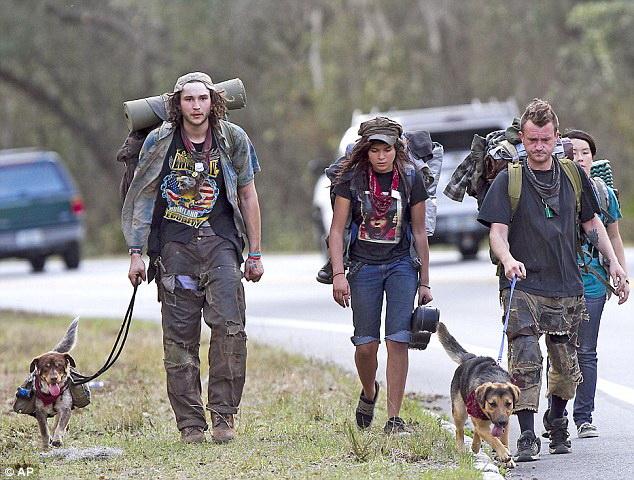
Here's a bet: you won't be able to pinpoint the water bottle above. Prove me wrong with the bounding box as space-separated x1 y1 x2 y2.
16 386 33 399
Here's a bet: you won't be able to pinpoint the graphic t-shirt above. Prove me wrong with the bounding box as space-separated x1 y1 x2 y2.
147 127 241 259
333 168 428 264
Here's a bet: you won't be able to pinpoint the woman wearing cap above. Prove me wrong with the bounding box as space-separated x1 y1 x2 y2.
329 116 433 434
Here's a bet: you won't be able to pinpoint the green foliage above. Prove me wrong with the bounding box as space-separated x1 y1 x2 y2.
0 0 632 253
0 312 480 479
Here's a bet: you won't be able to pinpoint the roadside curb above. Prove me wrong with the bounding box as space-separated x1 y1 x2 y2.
427 410 505 480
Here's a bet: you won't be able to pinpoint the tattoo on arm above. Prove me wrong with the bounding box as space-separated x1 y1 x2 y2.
587 229 599 248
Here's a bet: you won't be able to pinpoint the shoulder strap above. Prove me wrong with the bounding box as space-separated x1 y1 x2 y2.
559 158 582 213
507 161 522 217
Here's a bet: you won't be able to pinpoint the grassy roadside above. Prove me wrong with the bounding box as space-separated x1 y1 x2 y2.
0 311 482 480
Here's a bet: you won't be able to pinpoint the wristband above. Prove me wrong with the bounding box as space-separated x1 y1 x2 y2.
332 272 345 279
128 247 142 256
418 283 430 289
247 252 261 260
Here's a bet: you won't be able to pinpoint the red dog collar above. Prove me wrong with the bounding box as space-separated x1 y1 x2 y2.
466 390 488 420
34 377 68 406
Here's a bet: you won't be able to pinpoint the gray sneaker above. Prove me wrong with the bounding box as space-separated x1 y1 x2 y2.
577 422 599 438
514 430 540 462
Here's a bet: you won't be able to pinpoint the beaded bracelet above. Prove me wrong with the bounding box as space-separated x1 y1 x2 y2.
332 272 345 279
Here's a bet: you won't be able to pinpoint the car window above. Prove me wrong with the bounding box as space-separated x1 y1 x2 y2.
0 162 68 200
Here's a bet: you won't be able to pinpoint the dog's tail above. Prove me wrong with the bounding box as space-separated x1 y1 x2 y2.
436 321 476 365
53 316 79 353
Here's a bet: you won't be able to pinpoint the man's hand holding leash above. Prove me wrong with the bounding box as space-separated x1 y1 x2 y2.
501 255 526 282
128 254 146 286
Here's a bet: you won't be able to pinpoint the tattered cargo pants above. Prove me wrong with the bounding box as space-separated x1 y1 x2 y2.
500 289 585 413
157 228 246 431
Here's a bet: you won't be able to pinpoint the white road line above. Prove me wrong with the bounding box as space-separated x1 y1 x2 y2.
249 315 634 406
597 378 634 406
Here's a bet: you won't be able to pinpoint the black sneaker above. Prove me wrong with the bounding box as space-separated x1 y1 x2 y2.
549 417 572 454
514 430 540 462
383 416 412 435
316 259 333 284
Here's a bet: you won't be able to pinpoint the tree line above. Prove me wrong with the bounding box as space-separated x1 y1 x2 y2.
1 0 632 253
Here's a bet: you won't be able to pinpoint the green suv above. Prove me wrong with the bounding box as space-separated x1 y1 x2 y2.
0 149 85 272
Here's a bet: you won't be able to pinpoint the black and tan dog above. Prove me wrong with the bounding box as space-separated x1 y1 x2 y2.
29 317 79 449
437 322 520 466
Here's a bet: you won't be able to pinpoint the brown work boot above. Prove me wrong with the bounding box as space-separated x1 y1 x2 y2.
180 426 205 444
211 412 236 443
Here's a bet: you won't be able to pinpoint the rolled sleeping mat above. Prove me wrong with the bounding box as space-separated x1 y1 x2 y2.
123 78 247 132
591 159 615 189
123 95 168 132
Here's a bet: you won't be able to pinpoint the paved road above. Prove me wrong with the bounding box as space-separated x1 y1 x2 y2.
0 250 632 479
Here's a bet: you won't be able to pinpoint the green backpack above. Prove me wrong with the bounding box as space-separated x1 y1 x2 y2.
490 154 582 271
506 156 582 218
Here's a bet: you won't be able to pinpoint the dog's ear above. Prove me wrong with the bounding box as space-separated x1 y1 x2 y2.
30 357 39 373
64 353 76 368
508 383 521 404
475 382 494 407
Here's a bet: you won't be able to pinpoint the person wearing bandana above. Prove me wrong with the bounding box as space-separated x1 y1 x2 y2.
478 99 628 461
122 72 263 444
329 117 433 435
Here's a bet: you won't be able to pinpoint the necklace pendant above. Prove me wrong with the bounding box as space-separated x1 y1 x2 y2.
544 204 554 219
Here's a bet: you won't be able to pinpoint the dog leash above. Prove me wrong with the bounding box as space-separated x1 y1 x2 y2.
496 275 517 365
71 284 138 385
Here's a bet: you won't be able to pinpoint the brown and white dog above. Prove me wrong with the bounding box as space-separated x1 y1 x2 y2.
29 317 79 449
436 322 520 467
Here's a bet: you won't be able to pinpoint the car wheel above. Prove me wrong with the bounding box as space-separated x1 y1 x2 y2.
459 236 480 260
30 256 46 273
63 242 81 270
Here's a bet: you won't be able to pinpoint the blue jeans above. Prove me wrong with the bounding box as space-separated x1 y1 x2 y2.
573 294 605 426
347 256 418 345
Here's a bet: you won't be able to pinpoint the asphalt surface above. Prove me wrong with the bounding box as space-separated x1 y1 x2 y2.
0 249 632 479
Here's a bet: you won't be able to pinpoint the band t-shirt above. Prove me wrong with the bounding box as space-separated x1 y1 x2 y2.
333 169 428 264
148 126 241 260
478 162 599 297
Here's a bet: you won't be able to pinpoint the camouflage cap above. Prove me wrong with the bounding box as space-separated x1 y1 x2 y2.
173 72 215 93
358 116 403 146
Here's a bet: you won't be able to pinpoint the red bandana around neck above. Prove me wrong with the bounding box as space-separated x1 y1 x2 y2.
180 124 213 158
368 166 399 218
34 377 68 406
466 390 488 420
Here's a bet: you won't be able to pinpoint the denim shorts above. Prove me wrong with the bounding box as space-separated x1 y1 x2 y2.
347 256 418 345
